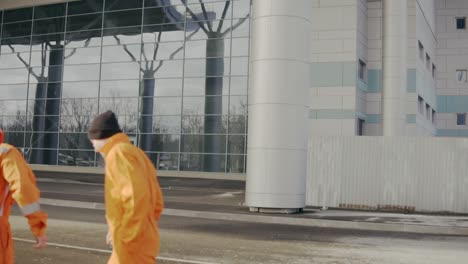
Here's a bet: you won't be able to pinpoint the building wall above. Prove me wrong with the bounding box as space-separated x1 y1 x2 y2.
414 0 437 136
366 0 383 135
435 0 468 137
309 0 360 136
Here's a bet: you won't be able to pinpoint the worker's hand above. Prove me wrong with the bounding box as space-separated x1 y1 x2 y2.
33 235 47 249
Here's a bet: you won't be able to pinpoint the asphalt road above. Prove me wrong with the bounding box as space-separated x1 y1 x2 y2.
10 204 468 264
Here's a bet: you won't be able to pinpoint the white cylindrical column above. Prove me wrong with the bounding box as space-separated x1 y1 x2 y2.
246 0 311 211
382 0 408 136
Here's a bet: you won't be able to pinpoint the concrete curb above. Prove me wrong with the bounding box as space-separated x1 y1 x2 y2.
39 198 468 236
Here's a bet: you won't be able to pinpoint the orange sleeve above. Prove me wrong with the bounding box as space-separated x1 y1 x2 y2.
2 147 47 236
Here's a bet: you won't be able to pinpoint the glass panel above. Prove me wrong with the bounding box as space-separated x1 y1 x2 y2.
231 37 248 56
0 100 28 115
58 149 95 167
33 17 66 35
139 134 179 152
183 77 229 96
68 0 104 15
105 0 143 11
227 155 245 173
104 9 143 28
65 32 102 48
229 96 247 115
60 99 99 128
1 38 31 53
31 34 65 49
64 64 101 82
184 58 230 77
184 38 231 59
102 44 141 63
3 8 33 23
59 133 93 149
142 24 185 42
152 153 179 171
228 115 246 134
153 115 181 134
100 62 141 80
0 52 30 69
100 80 140 97
1 131 25 147
99 98 139 116
62 81 100 98
0 84 28 100
0 69 30 84
118 115 138 132
231 56 248 75
227 135 245 154
152 97 181 115
34 3 66 19
67 13 103 32
233 0 251 19
180 154 226 172
143 6 170 25
102 27 143 45
64 47 102 65
181 115 203 134
231 18 249 38
229 76 247 95
2 21 33 38
152 59 183 78
141 41 185 61
154 78 182 96
181 135 227 153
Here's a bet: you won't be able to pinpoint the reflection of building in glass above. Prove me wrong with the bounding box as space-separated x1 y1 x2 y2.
0 0 250 173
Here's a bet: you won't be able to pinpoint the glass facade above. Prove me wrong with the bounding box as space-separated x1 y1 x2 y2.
0 0 250 173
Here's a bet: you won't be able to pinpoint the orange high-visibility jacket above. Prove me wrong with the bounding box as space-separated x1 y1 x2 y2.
0 143 48 264
99 133 164 264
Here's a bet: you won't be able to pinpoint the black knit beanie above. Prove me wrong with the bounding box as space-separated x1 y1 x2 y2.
88 111 122 140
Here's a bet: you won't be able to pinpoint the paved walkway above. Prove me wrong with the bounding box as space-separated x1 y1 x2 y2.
35 172 468 236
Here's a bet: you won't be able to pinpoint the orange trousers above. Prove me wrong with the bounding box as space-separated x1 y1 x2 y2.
0 217 14 264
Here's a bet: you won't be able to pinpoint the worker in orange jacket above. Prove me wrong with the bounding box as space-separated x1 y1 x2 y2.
88 111 164 264
0 129 48 264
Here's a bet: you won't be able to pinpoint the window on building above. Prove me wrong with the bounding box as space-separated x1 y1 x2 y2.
432 109 436 124
358 60 366 81
426 53 431 70
456 17 466 29
432 64 436 78
426 104 431 120
357 119 365 136
418 41 424 60
456 69 467 83
418 96 424 114
457 113 466 126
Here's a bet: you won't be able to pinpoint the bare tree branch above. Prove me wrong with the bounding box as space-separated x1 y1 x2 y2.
65 48 77 59
199 0 213 32
113 36 138 62
181 1 209 34
222 14 249 37
150 32 163 71
9 45 40 79
217 1 231 33
153 60 164 73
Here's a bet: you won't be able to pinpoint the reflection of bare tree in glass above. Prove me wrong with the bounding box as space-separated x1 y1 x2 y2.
10 39 91 164
181 0 249 172
113 29 198 152
59 98 96 165
181 112 203 170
